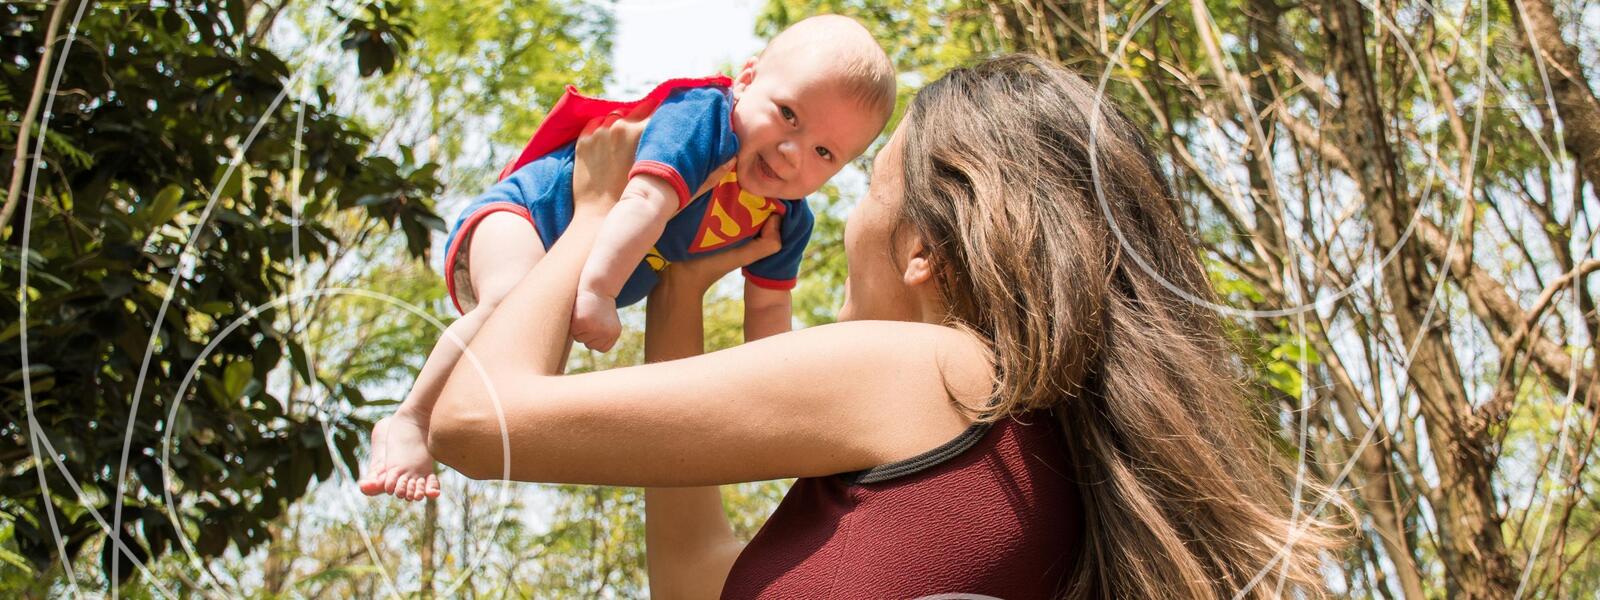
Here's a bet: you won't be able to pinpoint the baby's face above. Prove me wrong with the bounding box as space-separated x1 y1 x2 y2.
730 58 884 199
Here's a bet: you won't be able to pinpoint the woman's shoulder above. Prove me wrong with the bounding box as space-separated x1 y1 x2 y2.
786 320 995 414
795 319 989 359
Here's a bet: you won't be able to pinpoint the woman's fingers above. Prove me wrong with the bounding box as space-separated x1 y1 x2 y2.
722 215 784 266
720 214 782 265
625 101 654 120
691 159 736 199
580 116 604 138
573 110 645 207
671 214 784 287
749 214 783 256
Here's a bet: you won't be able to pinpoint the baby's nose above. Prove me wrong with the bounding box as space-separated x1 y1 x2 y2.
775 140 801 168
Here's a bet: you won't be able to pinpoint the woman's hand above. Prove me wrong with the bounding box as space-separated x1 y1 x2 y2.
572 105 650 211
656 215 784 300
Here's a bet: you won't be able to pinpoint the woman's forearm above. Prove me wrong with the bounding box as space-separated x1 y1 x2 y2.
642 277 743 599
742 284 794 342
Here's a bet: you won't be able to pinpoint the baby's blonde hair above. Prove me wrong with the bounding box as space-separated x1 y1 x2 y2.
763 15 897 125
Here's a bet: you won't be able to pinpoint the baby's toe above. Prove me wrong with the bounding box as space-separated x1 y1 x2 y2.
424 475 442 498
358 467 387 495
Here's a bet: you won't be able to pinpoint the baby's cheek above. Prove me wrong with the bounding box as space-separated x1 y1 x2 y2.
804 168 835 194
737 112 774 142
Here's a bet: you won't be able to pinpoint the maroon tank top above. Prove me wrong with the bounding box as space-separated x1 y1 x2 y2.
720 410 1081 599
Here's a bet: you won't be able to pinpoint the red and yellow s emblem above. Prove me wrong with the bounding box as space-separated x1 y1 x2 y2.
689 170 783 252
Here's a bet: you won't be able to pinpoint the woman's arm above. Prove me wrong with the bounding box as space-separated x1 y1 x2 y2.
429 317 984 484
741 284 793 342
642 216 783 600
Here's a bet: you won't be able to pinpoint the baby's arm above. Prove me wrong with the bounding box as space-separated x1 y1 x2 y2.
743 283 793 342
571 173 680 351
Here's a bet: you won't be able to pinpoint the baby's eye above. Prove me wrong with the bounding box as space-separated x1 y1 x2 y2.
815 147 833 160
779 105 796 124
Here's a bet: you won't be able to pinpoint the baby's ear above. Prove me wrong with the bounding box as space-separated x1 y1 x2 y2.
733 56 758 91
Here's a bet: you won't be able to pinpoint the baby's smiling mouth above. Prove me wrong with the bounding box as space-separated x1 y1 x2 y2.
757 154 782 184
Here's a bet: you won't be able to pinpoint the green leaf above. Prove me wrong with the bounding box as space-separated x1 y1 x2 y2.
223 361 253 400
285 339 314 385
3 364 54 384
0 544 33 574
145 184 184 228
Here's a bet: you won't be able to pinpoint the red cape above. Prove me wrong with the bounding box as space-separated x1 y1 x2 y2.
498 75 735 181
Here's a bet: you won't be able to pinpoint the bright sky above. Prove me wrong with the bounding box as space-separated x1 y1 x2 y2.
607 0 767 97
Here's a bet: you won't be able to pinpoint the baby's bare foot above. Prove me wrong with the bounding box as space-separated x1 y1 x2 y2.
359 410 441 501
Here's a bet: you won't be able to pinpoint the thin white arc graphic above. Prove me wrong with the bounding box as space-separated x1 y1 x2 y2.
10 1 419 592
1223 0 1483 591
152 287 404 597
1086 0 1466 597
19 0 99 596
1231 144 1471 597
156 287 520 596
106 3 374 592
1506 0 1586 595
1382 11 1583 595
1093 0 1443 321
277 31 514 596
17 424 180 598
1511 242 1594 598
1240 219 1463 594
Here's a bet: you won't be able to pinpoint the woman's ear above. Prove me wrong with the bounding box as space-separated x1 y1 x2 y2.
732 56 758 93
902 238 936 287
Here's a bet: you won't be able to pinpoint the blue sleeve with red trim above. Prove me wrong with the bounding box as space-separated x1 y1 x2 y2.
742 199 814 290
629 86 739 209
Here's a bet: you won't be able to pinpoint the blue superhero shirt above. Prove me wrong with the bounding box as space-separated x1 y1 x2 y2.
442 84 814 313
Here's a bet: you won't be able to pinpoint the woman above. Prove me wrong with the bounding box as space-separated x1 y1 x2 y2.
425 55 1342 598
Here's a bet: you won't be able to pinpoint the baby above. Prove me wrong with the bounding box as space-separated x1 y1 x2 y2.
359 15 896 500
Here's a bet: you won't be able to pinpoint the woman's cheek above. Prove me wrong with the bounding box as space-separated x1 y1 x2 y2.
837 222 860 320
837 280 855 321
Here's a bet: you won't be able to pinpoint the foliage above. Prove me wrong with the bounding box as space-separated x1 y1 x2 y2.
0 0 445 589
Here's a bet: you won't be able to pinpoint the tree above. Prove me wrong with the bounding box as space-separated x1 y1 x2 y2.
1 0 624 592
0 0 446 590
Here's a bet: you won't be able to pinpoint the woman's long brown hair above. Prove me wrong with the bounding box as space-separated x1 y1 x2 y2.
898 54 1347 598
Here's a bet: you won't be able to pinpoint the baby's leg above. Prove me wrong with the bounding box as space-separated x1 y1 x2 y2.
361 211 546 500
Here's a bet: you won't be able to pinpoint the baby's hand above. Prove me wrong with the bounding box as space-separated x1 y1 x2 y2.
571 289 622 352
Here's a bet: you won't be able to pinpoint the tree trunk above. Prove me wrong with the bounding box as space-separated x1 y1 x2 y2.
1510 0 1600 193
419 496 437 599
1320 0 1517 596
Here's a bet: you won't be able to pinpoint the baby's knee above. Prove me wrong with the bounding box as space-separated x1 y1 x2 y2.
469 263 534 309
464 292 507 320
